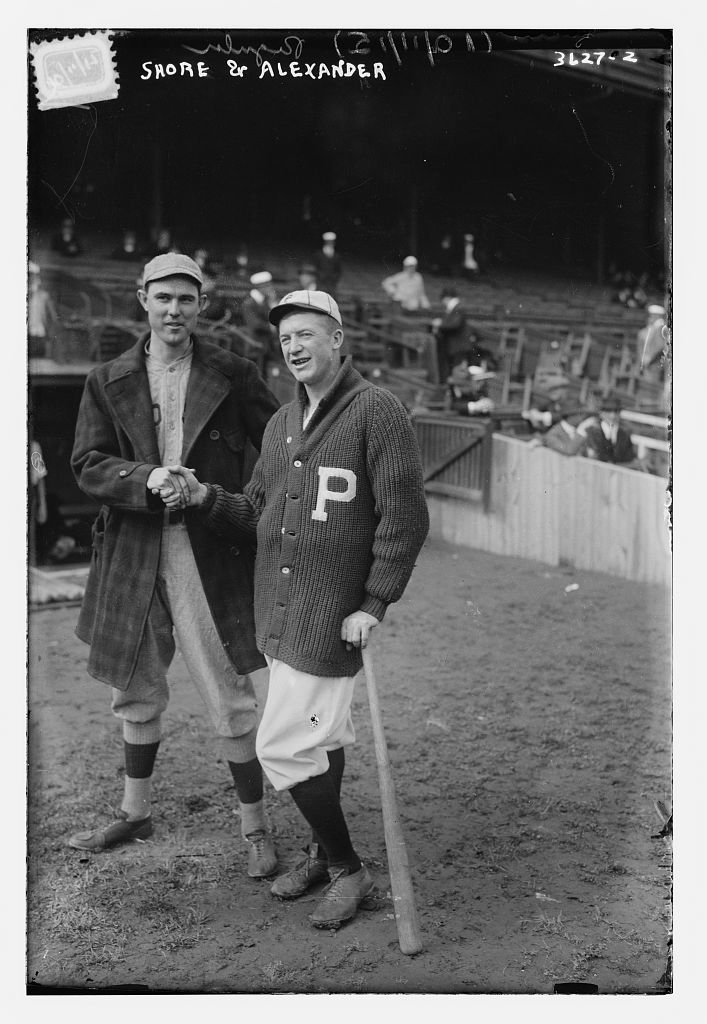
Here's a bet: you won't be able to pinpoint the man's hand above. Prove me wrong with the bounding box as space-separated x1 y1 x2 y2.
146 466 190 509
165 465 209 508
341 610 380 651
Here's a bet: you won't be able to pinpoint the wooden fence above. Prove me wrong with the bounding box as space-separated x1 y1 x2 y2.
413 415 671 586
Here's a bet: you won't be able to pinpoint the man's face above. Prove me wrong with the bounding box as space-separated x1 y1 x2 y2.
138 275 205 347
278 311 343 388
600 408 620 427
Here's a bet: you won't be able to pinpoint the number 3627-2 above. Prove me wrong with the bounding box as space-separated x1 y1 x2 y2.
553 51 638 66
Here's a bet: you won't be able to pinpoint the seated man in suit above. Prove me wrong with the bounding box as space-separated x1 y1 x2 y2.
578 394 636 466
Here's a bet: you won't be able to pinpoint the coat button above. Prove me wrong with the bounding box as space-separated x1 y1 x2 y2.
230 546 240 557
294 460 302 468
210 429 220 440
281 566 291 575
286 436 292 443
119 469 127 477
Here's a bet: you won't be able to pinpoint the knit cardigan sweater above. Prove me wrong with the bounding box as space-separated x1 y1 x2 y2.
202 357 429 676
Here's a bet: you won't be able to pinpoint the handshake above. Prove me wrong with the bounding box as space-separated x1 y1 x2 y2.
146 464 208 511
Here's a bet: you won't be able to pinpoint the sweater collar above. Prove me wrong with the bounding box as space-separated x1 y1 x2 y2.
288 356 370 446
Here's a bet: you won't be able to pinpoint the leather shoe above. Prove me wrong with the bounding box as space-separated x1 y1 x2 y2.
271 844 329 899
67 811 153 852
246 829 278 878
309 865 374 928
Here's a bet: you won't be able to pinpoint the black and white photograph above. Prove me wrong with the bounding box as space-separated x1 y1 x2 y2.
21 7 683 1007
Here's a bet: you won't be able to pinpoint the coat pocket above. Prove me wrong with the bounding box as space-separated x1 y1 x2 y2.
91 505 109 556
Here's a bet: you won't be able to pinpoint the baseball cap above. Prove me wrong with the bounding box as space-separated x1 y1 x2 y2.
647 304 665 316
403 255 418 267
322 231 337 241
250 271 273 286
268 289 342 327
142 253 203 288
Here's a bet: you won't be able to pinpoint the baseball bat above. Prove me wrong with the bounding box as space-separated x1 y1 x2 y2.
362 644 423 955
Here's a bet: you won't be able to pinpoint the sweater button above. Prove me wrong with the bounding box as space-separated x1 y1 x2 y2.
286 436 292 443
230 546 240 557
119 469 127 477
281 566 291 575
294 460 302 468
209 429 220 440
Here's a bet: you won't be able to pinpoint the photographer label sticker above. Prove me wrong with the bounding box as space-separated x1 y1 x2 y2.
30 31 119 110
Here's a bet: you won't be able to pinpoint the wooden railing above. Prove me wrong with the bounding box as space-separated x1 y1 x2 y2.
414 422 670 586
413 415 493 512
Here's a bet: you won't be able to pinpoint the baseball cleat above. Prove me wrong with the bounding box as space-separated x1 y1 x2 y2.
309 864 374 928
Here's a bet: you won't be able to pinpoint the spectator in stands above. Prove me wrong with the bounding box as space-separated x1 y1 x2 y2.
297 263 318 292
193 247 218 278
28 261 58 359
615 270 647 310
448 363 496 416
431 287 468 383
147 227 179 260
434 233 455 277
241 271 280 375
381 256 431 312
313 232 342 297
637 303 668 379
28 438 48 565
535 403 587 457
51 217 82 258
111 230 142 261
461 233 479 278
191 247 230 325
578 394 636 465
234 243 250 280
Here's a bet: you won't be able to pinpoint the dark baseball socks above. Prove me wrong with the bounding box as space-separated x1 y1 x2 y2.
121 740 159 821
289 751 362 876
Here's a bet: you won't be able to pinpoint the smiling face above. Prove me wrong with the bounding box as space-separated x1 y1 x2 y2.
278 311 343 398
138 275 206 355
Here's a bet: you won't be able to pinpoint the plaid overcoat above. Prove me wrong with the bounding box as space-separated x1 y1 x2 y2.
71 335 279 689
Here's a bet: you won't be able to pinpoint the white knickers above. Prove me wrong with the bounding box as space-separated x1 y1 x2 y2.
256 656 357 791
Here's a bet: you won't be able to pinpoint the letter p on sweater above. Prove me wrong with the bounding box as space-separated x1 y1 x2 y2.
311 467 357 522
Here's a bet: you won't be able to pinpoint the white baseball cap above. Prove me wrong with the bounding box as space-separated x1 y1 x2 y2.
250 271 273 286
269 289 342 326
322 231 337 241
403 255 418 267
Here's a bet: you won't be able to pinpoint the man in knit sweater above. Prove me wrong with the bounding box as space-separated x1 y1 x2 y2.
167 289 429 928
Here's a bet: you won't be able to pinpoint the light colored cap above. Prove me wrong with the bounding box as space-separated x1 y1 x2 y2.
250 271 273 286
647 304 665 315
269 289 342 327
28 261 40 274
464 233 474 241
403 255 418 267
322 231 337 241
142 253 203 287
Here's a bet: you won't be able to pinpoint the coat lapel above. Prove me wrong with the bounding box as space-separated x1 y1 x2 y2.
103 339 161 463
181 342 231 464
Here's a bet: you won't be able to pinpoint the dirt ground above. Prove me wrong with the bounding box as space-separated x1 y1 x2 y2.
26 536 672 996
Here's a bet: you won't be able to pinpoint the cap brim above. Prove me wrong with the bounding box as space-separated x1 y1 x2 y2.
269 302 341 327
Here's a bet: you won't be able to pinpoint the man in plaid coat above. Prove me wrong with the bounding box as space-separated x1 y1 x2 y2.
68 253 281 877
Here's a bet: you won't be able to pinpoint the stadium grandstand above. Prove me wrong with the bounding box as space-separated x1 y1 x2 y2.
28 27 670 571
